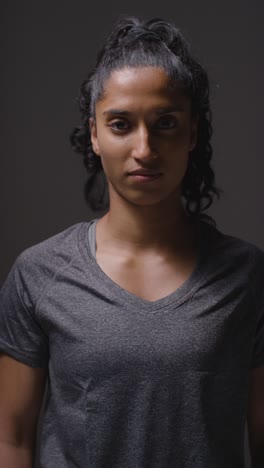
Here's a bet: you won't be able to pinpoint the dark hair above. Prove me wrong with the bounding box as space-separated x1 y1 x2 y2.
70 15 223 227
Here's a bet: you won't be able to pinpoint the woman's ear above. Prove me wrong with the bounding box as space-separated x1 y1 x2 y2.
189 115 199 152
89 117 101 156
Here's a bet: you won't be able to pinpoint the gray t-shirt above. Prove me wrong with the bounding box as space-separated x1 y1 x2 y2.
0 218 264 467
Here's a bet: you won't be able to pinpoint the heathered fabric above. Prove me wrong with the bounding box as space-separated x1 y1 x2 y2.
0 218 264 467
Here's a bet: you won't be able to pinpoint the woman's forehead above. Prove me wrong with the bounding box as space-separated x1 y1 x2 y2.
97 66 190 110
103 66 181 92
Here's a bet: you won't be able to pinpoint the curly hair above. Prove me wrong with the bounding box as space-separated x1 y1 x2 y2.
70 14 223 227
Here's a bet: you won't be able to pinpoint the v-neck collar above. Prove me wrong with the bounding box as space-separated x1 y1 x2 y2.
78 218 213 313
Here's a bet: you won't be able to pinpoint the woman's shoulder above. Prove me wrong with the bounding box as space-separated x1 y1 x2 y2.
3 221 91 295
202 220 264 279
19 221 87 264
211 222 263 256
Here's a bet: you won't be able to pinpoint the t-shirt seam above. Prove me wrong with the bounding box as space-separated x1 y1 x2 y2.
15 223 83 314
34 238 84 318
0 223 85 367
16 223 84 324
13 252 50 342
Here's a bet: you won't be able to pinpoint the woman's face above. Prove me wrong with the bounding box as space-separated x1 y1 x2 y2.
89 66 198 207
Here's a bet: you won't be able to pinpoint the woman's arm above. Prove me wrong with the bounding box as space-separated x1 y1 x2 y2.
0 442 34 468
0 352 47 467
247 366 264 468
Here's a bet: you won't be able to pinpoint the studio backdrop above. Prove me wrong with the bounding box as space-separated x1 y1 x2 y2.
1 2 262 465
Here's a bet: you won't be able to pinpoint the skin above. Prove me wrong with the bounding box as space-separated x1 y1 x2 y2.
89 66 198 260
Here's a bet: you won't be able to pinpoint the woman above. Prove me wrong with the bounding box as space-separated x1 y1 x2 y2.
0 15 263 468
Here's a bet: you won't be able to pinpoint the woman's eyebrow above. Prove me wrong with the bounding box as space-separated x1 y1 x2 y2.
103 109 131 116
102 106 185 116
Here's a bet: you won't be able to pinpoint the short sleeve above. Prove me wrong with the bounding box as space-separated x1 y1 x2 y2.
0 253 49 368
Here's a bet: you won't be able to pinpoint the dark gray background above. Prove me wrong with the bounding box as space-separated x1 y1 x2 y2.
1 1 263 285
1 2 262 465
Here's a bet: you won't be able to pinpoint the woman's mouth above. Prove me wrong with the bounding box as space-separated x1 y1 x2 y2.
128 173 163 182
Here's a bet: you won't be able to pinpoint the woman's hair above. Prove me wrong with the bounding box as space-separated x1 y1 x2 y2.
70 15 223 227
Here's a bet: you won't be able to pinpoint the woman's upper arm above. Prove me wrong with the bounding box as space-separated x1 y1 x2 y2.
0 352 47 448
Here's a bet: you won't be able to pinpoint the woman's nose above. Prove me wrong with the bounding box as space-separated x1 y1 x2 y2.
131 126 158 160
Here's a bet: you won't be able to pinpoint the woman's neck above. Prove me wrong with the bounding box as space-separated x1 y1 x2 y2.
96 205 198 258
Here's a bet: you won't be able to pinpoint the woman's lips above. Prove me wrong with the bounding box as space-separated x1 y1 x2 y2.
128 173 162 182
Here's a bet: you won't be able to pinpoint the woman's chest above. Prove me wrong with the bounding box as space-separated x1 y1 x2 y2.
95 250 197 302
39 271 255 384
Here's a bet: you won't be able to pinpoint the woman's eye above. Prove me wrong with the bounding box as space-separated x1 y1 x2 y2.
109 121 129 131
157 117 177 129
